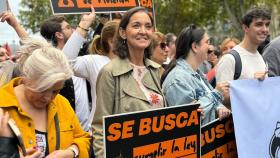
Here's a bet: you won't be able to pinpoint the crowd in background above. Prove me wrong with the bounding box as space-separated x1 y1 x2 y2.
0 5 276 158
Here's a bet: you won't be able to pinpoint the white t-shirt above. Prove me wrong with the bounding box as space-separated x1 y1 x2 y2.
70 55 110 131
72 76 90 131
216 45 266 82
63 31 110 133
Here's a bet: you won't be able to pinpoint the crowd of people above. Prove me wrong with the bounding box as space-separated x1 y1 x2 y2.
0 5 274 158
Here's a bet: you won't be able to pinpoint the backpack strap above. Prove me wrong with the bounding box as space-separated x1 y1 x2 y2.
230 50 242 80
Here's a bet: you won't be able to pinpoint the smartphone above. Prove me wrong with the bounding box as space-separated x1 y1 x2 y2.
8 119 27 156
0 0 9 14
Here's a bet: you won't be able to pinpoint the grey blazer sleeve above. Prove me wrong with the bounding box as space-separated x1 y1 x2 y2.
263 47 280 77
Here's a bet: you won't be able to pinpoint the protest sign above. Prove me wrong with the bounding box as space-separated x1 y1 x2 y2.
104 104 201 158
50 0 140 14
201 115 237 158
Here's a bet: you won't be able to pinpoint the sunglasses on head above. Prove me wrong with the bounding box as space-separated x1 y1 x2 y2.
160 42 167 50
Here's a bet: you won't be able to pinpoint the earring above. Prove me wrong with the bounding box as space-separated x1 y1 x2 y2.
122 39 126 45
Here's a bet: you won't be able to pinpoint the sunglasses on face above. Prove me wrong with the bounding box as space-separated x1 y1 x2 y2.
159 42 167 50
208 50 215 54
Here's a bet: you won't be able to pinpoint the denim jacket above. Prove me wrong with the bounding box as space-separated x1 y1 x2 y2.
162 58 225 125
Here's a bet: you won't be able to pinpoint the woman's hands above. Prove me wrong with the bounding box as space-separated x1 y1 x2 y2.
0 108 13 137
215 81 230 97
1 108 42 157
217 106 231 120
20 148 41 158
46 149 74 158
46 145 79 158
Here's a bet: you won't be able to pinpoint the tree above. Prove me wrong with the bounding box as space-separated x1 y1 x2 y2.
154 0 280 44
18 0 80 33
18 0 280 43
18 0 53 33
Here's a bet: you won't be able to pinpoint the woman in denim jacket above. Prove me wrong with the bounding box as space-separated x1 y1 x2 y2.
161 25 231 125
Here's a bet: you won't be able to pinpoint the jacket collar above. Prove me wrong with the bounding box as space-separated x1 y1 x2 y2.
0 77 22 108
177 58 205 78
0 78 58 112
112 57 161 76
177 58 211 90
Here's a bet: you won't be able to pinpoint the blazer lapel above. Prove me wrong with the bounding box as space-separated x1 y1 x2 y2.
142 71 161 94
122 74 149 102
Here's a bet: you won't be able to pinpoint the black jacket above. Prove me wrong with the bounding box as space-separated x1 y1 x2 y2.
0 137 20 158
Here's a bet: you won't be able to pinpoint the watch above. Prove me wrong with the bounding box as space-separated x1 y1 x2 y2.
68 146 79 158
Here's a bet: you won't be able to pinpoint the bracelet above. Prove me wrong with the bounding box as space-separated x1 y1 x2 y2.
78 25 89 32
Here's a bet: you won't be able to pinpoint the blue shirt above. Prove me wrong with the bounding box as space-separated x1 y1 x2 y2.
162 58 224 125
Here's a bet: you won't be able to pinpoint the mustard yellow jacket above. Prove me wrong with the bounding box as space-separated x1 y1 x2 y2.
0 78 91 157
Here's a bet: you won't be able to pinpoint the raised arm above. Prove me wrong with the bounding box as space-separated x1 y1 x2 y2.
0 11 28 39
63 8 95 60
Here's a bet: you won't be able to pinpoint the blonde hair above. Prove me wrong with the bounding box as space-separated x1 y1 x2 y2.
148 32 166 58
0 61 15 87
21 41 73 92
17 38 51 73
220 37 240 53
88 20 120 56
0 38 51 87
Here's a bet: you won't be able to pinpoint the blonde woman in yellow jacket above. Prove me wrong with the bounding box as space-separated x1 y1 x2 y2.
0 39 91 158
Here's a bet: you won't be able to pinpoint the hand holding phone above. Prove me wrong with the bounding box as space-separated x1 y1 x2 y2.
0 108 27 156
8 119 27 156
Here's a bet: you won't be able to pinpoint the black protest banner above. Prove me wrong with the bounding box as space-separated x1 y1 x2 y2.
104 104 201 158
50 0 139 14
201 115 237 158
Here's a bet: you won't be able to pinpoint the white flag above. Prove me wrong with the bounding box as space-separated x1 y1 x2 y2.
230 77 280 158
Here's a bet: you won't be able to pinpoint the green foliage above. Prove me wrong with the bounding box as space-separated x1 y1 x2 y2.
18 0 52 33
18 0 80 33
18 0 280 44
154 0 280 44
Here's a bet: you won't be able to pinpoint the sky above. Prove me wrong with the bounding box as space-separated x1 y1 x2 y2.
0 0 21 45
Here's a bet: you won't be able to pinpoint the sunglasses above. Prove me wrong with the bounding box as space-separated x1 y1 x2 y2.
159 42 167 50
208 50 215 54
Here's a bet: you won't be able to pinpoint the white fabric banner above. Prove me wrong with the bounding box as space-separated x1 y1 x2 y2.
230 77 280 158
